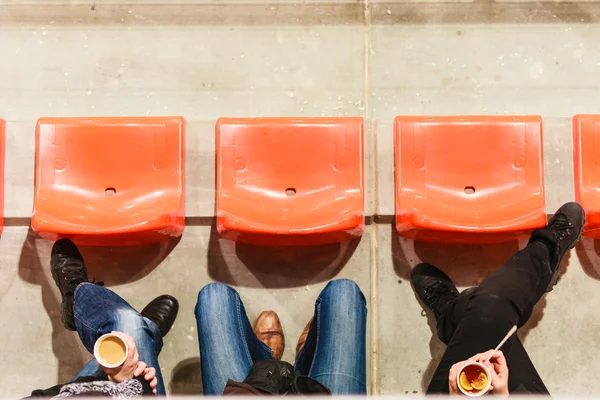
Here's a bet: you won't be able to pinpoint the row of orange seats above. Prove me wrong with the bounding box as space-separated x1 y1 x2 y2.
0 115 595 246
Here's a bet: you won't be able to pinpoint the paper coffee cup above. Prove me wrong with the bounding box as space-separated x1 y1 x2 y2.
94 333 129 369
456 361 492 397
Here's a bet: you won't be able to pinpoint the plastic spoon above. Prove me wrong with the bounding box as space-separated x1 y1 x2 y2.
484 325 517 362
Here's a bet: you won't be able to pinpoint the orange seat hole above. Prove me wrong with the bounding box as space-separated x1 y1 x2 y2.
395 115 546 243
573 115 600 238
216 117 364 246
32 117 185 246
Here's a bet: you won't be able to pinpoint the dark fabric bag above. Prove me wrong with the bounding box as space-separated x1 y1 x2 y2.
242 359 331 395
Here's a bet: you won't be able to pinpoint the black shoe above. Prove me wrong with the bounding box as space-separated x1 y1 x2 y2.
411 263 459 320
530 202 585 291
50 239 89 331
141 295 179 337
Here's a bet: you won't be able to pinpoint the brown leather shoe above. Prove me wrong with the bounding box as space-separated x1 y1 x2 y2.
253 311 285 360
296 318 313 357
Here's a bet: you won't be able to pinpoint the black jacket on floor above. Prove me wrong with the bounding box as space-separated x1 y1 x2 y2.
224 359 331 396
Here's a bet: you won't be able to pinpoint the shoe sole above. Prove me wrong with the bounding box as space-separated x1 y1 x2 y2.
60 301 76 331
546 212 586 292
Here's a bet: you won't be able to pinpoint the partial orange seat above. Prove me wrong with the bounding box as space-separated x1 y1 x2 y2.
0 119 4 237
216 117 364 246
573 115 600 238
32 117 185 246
395 116 546 243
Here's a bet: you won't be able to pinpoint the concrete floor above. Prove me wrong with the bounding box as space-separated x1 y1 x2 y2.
2 0 600 396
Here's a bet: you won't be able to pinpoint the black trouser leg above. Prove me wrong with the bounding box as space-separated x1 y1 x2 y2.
426 242 552 394
504 339 549 393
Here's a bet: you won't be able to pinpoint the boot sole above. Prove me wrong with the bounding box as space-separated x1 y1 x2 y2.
60 301 76 331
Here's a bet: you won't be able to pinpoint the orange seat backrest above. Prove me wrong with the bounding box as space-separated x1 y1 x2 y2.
395 115 546 243
573 114 600 236
32 117 185 245
36 117 184 196
216 117 364 245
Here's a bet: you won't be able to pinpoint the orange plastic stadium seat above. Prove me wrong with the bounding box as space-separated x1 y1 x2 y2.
32 117 185 246
573 114 600 238
395 116 546 243
216 117 364 246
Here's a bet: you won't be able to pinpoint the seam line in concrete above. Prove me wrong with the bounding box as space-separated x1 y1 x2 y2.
363 0 380 393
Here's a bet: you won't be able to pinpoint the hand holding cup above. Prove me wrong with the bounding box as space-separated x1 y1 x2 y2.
94 331 139 383
449 350 509 396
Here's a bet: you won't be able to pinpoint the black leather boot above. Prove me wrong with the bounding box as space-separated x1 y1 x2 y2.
141 295 179 337
411 262 459 320
50 239 90 331
529 202 585 291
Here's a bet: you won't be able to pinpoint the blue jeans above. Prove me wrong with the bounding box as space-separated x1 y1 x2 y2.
195 279 367 395
71 283 166 395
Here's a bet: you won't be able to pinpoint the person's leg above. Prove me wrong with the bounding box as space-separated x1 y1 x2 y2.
71 283 166 394
431 318 548 395
72 359 106 380
426 241 555 394
195 283 273 395
504 338 549 394
424 202 585 394
438 237 552 338
426 241 551 393
294 279 367 395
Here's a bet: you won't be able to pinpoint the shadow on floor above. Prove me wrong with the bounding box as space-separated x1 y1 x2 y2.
17 229 181 386
389 225 571 391
391 225 520 286
207 222 360 288
169 357 203 395
80 236 180 285
575 237 600 279
17 228 87 385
